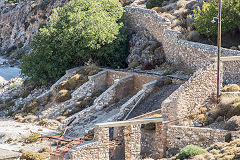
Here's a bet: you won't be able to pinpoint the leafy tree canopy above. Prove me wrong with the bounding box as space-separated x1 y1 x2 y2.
21 0 128 84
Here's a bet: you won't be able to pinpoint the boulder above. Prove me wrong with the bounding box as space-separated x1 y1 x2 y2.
127 33 165 66
187 31 200 42
224 116 240 131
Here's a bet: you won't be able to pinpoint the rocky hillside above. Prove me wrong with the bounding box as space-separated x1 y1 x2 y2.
0 0 70 60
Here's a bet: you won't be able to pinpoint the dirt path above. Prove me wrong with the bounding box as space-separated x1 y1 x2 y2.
127 84 181 119
0 119 57 159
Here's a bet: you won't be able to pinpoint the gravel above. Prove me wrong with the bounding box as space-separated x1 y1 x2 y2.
127 83 181 119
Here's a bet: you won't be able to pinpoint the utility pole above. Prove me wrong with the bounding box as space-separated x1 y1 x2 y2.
217 0 222 100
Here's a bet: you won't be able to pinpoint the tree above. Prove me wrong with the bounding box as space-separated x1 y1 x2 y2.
193 0 240 37
21 0 128 84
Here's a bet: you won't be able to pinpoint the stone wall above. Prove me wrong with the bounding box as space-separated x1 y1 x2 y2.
69 124 142 160
133 74 158 93
124 7 240 83
124 124 141 160
124 7 170 42
167 125 240 150
69 127 110 160
106 71 129 88
60 70 159 137
120 79 159 117
94 75 134 108
161 62 222 122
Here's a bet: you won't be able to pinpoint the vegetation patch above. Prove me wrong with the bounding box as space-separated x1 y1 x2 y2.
176 145 207 160
25 133 41 143
146 0 165 9
62 90 103 117
9 83 21 90
23 98 40 114
21 0 128 85
193 0 240 37
7 137 13 143
38 147 51 153
20 151 46 160
222 84 240 92
55 89 71 103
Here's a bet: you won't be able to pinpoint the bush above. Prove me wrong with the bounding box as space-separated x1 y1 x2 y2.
177 145 208 160
222 84 240 92
146 0 165 9
193 0 240 37
20 151 46 160
224 116 240 131
25 133 40 143
21 0 128 85
9 83 21 89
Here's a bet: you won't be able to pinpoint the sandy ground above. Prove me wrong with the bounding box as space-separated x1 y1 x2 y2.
0 119 57 159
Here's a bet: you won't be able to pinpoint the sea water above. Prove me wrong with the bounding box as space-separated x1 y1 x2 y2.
0 57 20 83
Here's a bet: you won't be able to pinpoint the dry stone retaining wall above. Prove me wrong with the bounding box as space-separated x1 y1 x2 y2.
124 7 240 83
124 124 142 160
69 127 110 160
60 70 159 137
161 62 222 122
167 125 240 149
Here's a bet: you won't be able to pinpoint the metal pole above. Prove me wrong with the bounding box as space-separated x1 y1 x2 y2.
217 0 222 100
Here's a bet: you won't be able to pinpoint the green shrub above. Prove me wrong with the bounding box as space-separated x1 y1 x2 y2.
5 0 18 4
177 145 208 160
20 151 46 160
193 0 240 37
21 0 128 85
146 0 164 9
9 83 21 89
7 137 13 143
25 133 41 143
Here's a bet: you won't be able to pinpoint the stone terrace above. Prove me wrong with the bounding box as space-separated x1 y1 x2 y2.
59 70 159 137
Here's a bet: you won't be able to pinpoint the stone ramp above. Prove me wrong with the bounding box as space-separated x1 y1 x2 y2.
127 83 181 119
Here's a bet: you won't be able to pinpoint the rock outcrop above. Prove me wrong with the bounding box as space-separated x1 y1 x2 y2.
127 32 165 67
0 0 70 58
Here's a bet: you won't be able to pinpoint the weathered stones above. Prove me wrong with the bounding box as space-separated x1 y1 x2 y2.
224 116 240 131
186 31 200 42
0 0 70 57
127 33 165 67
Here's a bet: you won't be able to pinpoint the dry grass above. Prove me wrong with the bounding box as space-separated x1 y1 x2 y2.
222 84 240 92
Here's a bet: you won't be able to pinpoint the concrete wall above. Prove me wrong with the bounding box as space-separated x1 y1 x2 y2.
124 7 240 83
